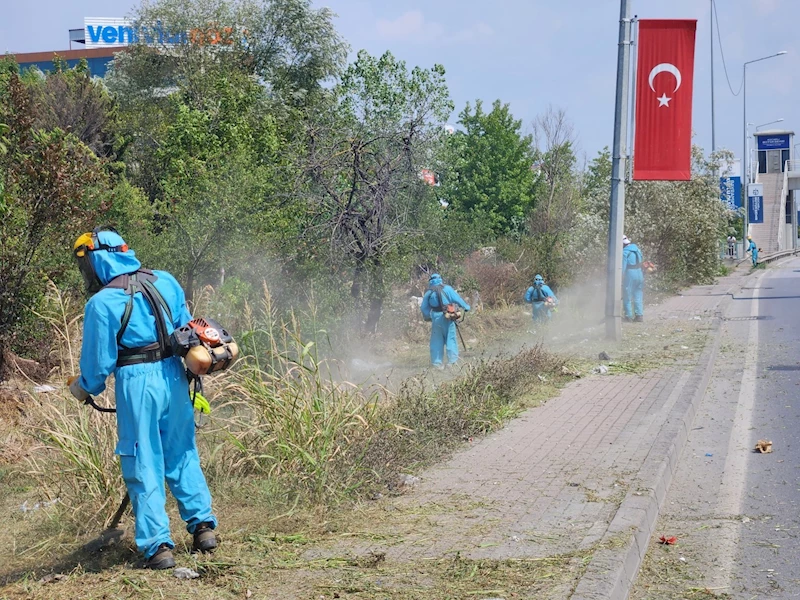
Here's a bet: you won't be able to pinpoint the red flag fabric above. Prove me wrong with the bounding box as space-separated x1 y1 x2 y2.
633 20 697 181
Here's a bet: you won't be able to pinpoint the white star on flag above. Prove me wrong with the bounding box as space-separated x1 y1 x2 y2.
657 93 671 107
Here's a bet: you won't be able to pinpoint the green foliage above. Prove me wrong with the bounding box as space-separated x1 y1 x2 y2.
0 67 112 365
444 100 537 236
23 56 121 158
571 146 728 288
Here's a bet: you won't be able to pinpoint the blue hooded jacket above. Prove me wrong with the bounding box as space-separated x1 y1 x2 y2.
420 274 470 320
78 231 192 394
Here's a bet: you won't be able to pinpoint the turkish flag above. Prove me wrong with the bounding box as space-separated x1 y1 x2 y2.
633 20 697 181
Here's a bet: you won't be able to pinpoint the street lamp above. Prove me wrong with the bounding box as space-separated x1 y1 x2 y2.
756 118 784 130
742 50 787 239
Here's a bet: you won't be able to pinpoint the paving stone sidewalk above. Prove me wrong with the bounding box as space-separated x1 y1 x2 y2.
329 268 753 598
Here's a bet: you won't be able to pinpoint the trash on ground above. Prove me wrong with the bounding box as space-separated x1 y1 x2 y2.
561 365 581 378
593 365 609 375
33 384 56 393
174 567 200 580
659 535 678 545
598 351 611 361
742 516 751 523
39 573 66 584
681 346 689 350
691 316 702 320
20 498 59 513
755 439 773 453
679 556 686 562
397 474 421 488
705 453 713 457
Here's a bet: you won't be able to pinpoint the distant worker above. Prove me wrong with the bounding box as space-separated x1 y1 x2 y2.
747 235 758 267
524 274 558 323
727 233 736 259
420 273 470 369
622 235 644 322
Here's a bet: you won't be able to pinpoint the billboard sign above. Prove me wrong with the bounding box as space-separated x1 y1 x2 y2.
84 17 240 48
748 183 764 224
757 134 790 151
720 175 742 210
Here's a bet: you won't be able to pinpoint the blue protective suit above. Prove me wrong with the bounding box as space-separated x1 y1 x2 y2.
77 231 216 559
622 242 644 319
420 274 470 366
748 239 758 266
524 283 558 322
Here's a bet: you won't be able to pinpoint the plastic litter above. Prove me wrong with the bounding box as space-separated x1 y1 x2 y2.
705 453 713 457
20 498 59 513
598 351 611 361
397 474 421 488
33 385 56 393
593 365 609 375
173 567 200 580
659 535 678 545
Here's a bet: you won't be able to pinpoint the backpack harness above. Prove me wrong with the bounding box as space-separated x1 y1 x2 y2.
101 269 174 368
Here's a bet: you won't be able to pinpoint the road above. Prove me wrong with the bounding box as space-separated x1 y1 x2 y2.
631 258 800 599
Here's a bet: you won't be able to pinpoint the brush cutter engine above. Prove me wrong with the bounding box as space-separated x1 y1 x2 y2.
170 317 239 376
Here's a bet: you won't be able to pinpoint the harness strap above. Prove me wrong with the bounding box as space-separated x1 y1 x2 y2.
102 269 174 367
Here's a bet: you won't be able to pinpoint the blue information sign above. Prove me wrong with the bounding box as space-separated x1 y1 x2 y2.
757 134 790 151
748 184 764 224
720 176 742 210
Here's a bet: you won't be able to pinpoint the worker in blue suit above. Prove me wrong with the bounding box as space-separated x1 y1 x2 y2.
68 226 217 569
420 273 470 368
524 274 558 322
747 235 758 267
622 235 644 322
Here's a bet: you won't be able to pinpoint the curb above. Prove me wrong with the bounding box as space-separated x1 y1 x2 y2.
569 279 740 600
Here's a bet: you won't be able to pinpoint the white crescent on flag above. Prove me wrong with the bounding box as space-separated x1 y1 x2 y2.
648 63 682 92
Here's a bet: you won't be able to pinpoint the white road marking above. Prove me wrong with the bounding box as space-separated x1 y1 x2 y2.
709 272 763 591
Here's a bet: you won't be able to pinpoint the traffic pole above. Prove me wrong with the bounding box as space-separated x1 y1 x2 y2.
606 0 633 341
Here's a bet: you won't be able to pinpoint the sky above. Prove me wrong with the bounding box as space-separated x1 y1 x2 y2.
3 0 799 164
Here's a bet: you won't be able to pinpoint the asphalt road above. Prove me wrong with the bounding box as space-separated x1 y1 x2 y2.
732 262 800 597
631 258 800 599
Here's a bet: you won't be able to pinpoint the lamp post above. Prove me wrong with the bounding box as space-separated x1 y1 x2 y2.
756 118 784 130
742 51 787 239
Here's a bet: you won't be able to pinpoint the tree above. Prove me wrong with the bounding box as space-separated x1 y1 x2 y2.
301 50 453 332
24 57 121 158
529 107 581 236
443 100 536 236
0 62 110 372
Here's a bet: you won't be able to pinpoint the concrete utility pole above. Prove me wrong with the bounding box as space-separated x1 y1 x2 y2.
710 0 715 154
605 0 632 341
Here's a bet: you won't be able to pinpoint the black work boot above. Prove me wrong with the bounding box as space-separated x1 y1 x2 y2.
147 543 176 570
634 315 644 323
192 522 217 553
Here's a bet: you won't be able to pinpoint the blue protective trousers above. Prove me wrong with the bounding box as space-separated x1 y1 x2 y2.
752 249 758 266
114 357 217 559
623 270 644 319
429 313 459 365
